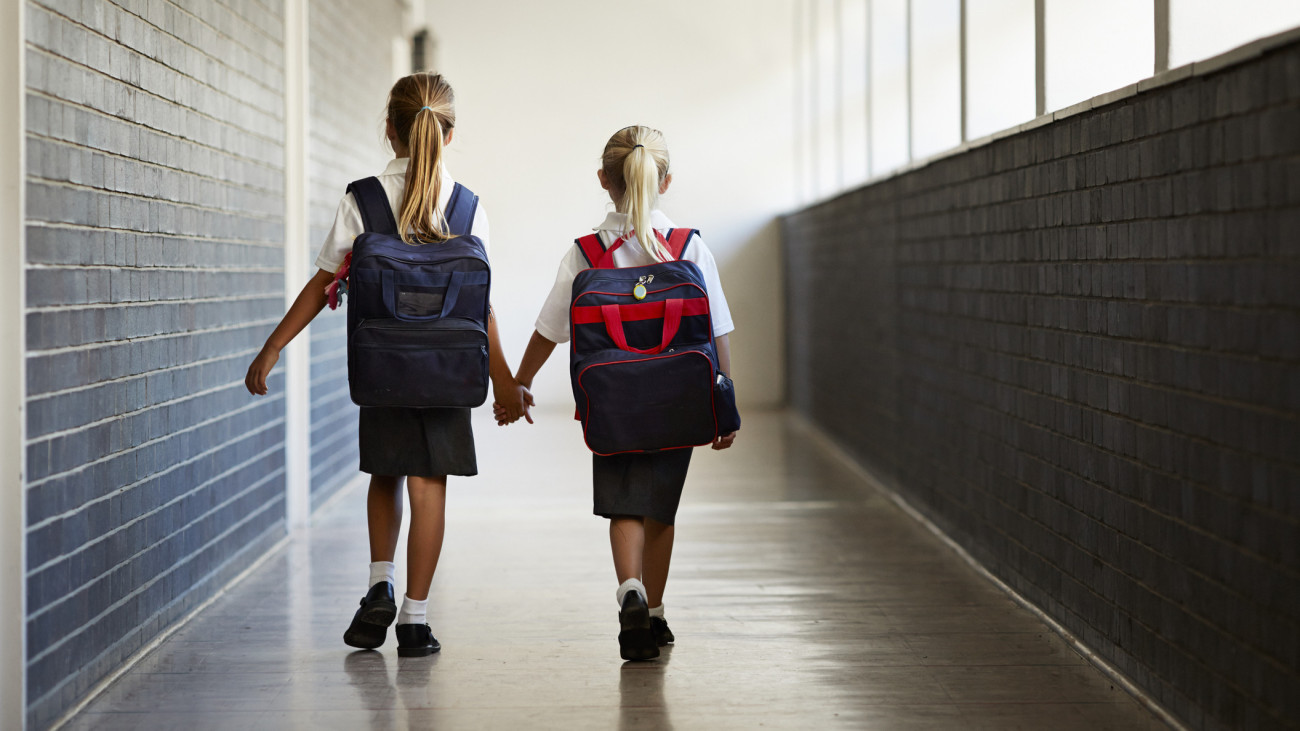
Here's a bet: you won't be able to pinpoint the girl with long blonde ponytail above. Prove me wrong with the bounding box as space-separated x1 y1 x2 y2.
603 127 674 262
245 71 532 658
501 124 739 661
391 73 454 243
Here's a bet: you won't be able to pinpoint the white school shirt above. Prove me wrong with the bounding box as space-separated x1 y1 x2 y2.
314 157 490 273
534 210 735 344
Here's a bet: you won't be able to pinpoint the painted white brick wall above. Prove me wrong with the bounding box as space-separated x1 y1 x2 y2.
21 0 404 725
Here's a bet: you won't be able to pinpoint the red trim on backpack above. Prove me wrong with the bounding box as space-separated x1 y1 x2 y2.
571 297 710 324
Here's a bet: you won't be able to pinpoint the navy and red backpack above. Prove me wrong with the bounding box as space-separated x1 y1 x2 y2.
342 177 491 408
569 228 738 455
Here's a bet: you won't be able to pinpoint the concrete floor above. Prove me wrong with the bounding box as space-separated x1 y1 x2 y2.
63 410 1166 730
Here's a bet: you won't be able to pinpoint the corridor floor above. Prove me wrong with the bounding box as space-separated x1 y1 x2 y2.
64 410 1166 730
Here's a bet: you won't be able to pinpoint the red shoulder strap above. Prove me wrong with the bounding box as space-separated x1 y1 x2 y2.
579 230 690 268
666 228 695 260
576 234 607 268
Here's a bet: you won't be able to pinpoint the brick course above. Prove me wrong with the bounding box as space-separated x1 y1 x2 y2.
21 0 401 725
23 1 289 723
783 41 1300 731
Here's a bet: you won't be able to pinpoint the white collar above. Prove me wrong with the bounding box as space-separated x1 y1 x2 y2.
382 157 454 182
593 209 675 232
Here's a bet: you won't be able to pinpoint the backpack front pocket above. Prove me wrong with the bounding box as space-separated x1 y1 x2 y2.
576 348 717 455
350 319 489 408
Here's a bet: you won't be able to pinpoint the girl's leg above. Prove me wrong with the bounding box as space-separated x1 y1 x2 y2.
404 475 448 601
642 519 675 608
609 516 646 583
345 475 404 651
610 516 659 660
367 475 404 562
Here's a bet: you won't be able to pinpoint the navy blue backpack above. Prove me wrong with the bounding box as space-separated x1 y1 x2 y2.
569 229 738 455
344 177 491 408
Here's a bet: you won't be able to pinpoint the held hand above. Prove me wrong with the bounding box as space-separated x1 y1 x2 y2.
712 430 737 450
520 386 535 423
492 399 520 426
245 345 280 396
492 379 534 426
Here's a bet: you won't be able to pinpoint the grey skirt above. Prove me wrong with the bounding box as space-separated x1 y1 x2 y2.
358 406 477 477
592 448 693 526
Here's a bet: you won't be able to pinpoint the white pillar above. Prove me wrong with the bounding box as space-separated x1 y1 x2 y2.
283 0 312 530
864 0 873 176
1154 0 1170 73
0 0 27 726
1034 0 1046 116
904 0 914 161
959 0 968 142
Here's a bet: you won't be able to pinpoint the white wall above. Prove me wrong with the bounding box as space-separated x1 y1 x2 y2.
1044 0 1153 110
795 0 1300 207
1169 0 1300 66
425 0 795 408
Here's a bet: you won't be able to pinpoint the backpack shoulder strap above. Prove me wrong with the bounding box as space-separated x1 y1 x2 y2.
444 182 479 236
345 177 398 236
665 228 696 260
576 234 608 268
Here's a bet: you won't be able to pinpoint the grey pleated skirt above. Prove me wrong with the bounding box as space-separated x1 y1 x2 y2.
592 448 693 526
358 406 477 477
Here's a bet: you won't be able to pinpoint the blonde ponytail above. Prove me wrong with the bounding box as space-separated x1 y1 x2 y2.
602 127 672 262
386 73 457 244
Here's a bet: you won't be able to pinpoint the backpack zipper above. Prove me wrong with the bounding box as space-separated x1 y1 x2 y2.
572 282 706 308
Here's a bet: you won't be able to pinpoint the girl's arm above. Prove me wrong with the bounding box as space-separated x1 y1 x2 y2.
245 268 334 395
515 330 558 389
494 330 557 425
488 305 532 422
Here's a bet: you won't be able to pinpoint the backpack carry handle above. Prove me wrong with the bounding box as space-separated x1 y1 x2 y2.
600 298 684 354
382 269 487 322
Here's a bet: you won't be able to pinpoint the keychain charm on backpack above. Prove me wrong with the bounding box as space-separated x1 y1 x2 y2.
633 274 653 300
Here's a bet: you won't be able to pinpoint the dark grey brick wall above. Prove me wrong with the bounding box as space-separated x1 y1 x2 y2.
22 0 286 726
783 42 1300 731
306 0 401 507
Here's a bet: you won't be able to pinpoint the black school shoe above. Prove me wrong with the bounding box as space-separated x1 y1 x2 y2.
343 581 397 650
396 623 441 657
618 591 660 661
650 616 675 646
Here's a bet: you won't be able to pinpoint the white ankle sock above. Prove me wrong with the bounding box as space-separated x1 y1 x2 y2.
368 561 396 589
615 578 647 607
649 604 665 618
398 595 428 625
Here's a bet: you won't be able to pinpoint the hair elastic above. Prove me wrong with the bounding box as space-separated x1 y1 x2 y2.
420 106 433 112
632 144 644 150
